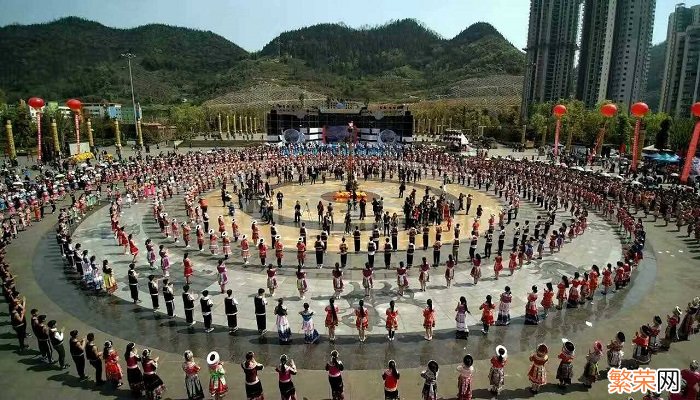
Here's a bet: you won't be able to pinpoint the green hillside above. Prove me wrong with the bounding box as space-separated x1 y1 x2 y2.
0 17 525 104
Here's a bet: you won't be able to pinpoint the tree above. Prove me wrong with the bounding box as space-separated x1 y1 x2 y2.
529 113 548 146
669 118 695 151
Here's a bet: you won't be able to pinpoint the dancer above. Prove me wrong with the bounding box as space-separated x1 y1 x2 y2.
607 331 625 369
325 297 340 342
362 263 374 297
254 288 267 336
386 300 399 341
299 302 319 344
567 272 581 308
420 360 439 400
556 341 575 389
296 238 306 268
493 252 503 280
495 286 512 326
527 344 548 394
445 254 455 287
221 232 231 259
355 299 369 343
183 253 194 285
200 290 214 333
423 299 436 341
267 264 278 297
479 295 496 335
679 297 700 341
207 351 228 400
217 259 228 294
470 254 482 284
224 289 239 334
455 296 471 339
325 350 344 400
662 306 682 349
419 257 430 291
601 263 613 295
142 349 165 400
296 265 308 299
457 355 474 400
128 234 139 263
208 230 218 255
146 239 156 269
580 341 604 388
240 234 250 265
332 263 344 299
556 276 569 310
488 346 507 395
275 354 297 400
182 350 204 400
396 261 409 296
525 285 539 325
104 341 123 387
632 325 653 366
125 342 144 397
541 282 554 318
258 239 267 267
242 352 264 400
382 360 400 400
275 298 292 344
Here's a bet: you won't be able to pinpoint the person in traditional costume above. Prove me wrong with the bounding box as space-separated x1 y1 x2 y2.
240 234 250 265
124 342 144 397
386 300 399 341
183 253 194 285
296 237 306 268
480 295 496 335
267 263 278 297
275 298 292 344
128 234 139 263
258 239 268 267
242 351 264 400
632 325 653 366
567 272 581 308
221 232 231 259
455 296 471 339
216 259 228 294
587 265 599 300
142 349 165 400
445 254 455 288
275 236 284 267
649 315 663 353
556 276 569 310
313 346 339 400
145 238 156 269
556 340 575 389
601 263 613 295
296 265 308 299
382 360 400 400
325 298 340 342
159 245 170 278
396 261 409 296
275 354 297 400
607 331 625 369
489 346 507 395
527 343 548 393
208 230 219 255
362 262 374 297
332 263 344 299
457 355 474 400
182 350 204 400
299 302 319 344
207 351 228 400
420 360 439 400
423 298 436 341
662 306 682 349
493 253 503 280
419 257 430 291
495 286 512 326
103 341 123 387
580 340 603 388
679 297 700 341
525 285 539 325
355 299 369 342
224 289 239 334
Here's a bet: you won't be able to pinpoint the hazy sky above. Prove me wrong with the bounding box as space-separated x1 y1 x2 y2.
0 0 684 51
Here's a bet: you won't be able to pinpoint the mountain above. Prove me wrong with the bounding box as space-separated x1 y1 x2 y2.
0 17 525 105
644 41 666 112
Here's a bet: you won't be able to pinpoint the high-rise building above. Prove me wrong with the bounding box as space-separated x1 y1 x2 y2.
521 0 581 119
576 0 655 110
659 4 700 117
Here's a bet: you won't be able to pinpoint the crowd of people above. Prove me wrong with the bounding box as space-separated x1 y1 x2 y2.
1 143 700 400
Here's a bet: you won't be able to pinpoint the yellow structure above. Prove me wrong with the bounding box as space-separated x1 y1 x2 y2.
5 120 16 160
51 119 60 156
114 119 122 147
86 118 95 147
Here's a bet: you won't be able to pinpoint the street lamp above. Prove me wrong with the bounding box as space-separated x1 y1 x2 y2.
121 52 142 148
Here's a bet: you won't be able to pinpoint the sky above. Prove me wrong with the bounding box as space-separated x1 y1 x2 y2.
0 0 685 51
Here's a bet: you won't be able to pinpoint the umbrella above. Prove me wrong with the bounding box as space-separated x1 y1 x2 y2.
12 181 23 187
54 174 65 179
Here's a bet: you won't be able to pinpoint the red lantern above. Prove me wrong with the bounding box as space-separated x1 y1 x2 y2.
630 102 649 118
601 103 618 118
692 102 700 118
66 98 82 112
553 104 567 118
28 97 45 109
